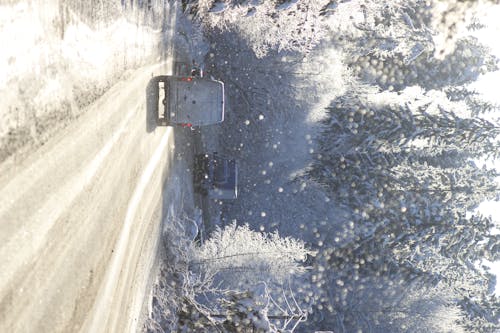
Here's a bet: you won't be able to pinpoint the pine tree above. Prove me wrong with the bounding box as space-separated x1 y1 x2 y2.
309 84 500 332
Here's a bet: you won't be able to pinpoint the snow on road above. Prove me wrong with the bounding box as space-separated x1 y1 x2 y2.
0 1 193 332
0 60 172 332
82 126 173 333
0 0 169 164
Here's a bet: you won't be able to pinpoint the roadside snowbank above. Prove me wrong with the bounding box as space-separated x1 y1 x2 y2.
0 1 167 163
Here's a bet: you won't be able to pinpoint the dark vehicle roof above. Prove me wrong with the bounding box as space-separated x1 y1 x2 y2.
209 157 237 199
195 153 238 200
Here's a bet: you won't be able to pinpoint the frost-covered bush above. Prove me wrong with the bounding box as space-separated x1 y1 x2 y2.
192 222 316 289
145 215 199 332
220 288 273 332
149 221 315 331
189 0 330 57
189 223 316 331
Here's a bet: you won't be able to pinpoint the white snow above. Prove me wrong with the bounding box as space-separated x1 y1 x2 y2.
0 1 164 149
83 127 173 333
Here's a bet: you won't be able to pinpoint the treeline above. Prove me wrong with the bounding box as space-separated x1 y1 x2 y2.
175 0 500 331
308 87 500 331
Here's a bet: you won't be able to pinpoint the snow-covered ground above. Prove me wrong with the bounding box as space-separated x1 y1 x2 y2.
201 34 353 247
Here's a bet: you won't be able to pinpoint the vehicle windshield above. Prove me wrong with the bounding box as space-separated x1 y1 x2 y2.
213 160 227 184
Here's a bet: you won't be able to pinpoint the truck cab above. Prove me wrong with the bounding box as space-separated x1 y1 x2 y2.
194 153 238 200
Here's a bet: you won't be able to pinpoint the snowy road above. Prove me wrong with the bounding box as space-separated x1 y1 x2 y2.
0 1 191 332
0 62 177 332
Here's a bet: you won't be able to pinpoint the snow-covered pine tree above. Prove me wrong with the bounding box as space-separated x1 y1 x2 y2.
446 86 500 117
349 35 498 91
308 80 500 331
325 0 433 61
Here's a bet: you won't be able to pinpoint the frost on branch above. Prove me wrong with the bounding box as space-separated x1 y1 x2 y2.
165 222 316 331
188 0 331 57
192 222 316 288
328 0 434 63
